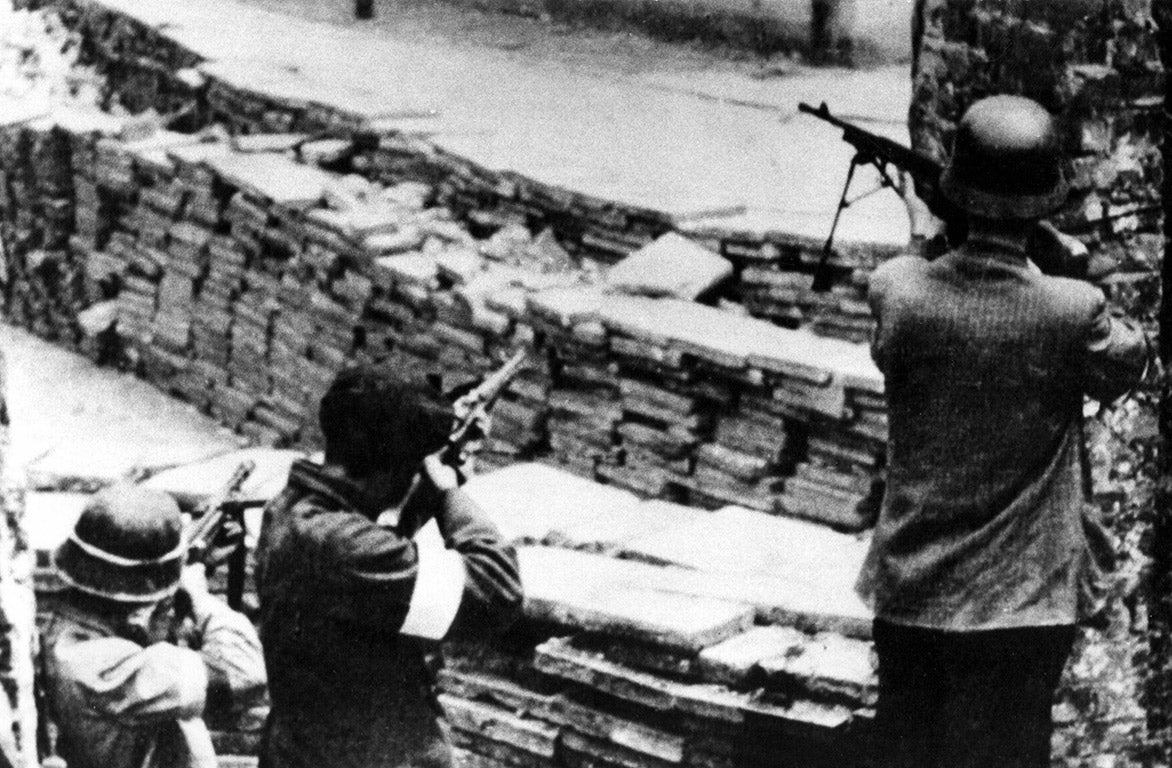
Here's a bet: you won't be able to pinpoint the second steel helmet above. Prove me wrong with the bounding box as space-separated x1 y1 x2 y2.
939 95 1069 220
54 485 185 603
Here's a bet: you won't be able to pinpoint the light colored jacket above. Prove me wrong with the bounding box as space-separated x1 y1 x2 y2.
42 596 267 768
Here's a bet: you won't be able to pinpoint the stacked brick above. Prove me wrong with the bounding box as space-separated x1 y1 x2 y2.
2 1 1165 766
41 0 203 121
910 0 1167 764
51 0 896 344
0 118 91 349
427 484 879 768
439 625 876 768
0 105 890 532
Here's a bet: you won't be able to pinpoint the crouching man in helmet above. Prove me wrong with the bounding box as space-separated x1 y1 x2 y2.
861 95 1151 768
42 486 268 768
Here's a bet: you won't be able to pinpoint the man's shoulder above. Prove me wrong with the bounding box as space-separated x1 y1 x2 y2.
1031 270 1101 303
872 254 929 282
1026 270 1104 326
868 254 932 306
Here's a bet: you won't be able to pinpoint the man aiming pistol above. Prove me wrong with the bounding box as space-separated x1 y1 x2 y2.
255 359 525 768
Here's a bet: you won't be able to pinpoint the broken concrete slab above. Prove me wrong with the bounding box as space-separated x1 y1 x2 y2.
518 545 871 640
697 626 807 687
527 286 609 328
757 632 877 707
621 505 867 592
519 546 754 652
204 151 335 208
535 637 682 713
606 233 731 300
464 463 642 546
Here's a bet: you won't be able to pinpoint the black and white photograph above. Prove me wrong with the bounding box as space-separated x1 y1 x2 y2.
0 0 1166 766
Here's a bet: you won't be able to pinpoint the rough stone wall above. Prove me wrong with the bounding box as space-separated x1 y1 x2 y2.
0 448 37 768
911 0 1167 765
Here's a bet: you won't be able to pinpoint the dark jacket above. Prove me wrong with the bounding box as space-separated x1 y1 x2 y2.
860 244 1149 630
255 460 522 768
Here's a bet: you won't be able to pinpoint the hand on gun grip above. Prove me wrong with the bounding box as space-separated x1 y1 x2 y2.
204 515 245 569
423 453 465 492
179 563 210 600
1029 221 1089 279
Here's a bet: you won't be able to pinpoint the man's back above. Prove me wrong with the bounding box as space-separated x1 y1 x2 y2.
256 458 521 768
865 247 1146 629
257 486 448 768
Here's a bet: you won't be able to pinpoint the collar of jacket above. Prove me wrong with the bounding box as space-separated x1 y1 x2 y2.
961 232 1030 262
286 459 367 513
953 237 1034 275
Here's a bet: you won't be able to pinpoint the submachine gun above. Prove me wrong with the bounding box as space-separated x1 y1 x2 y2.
798 101 1095 291
180 460 267 611
394 349 527 537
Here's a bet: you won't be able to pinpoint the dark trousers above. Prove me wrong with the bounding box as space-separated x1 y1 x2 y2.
872 619 1076 768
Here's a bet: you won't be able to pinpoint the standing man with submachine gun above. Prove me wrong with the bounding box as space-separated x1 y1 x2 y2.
799 99 1104 286
255 354 526 768
39 464 268 768
805 97 1150 768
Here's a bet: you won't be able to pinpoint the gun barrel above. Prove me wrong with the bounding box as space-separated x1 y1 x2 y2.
462 349 527 410
798 101 843 128
183 460 256 558
799 101 943 185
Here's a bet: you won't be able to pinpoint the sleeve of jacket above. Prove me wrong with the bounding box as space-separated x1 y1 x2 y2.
322 512 421 632
54 637 207 726
189 596 268 717
1081 291 1150 404
419 488 523 641
867 259 898 374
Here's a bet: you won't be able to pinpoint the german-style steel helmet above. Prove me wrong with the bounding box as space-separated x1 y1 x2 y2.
55 485 185 603
939 95 1069 220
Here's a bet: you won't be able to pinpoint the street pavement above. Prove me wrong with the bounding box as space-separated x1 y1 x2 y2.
88 0 914 247
1 325 239 487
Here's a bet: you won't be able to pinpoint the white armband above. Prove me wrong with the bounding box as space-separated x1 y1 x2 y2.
401 546 467 641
